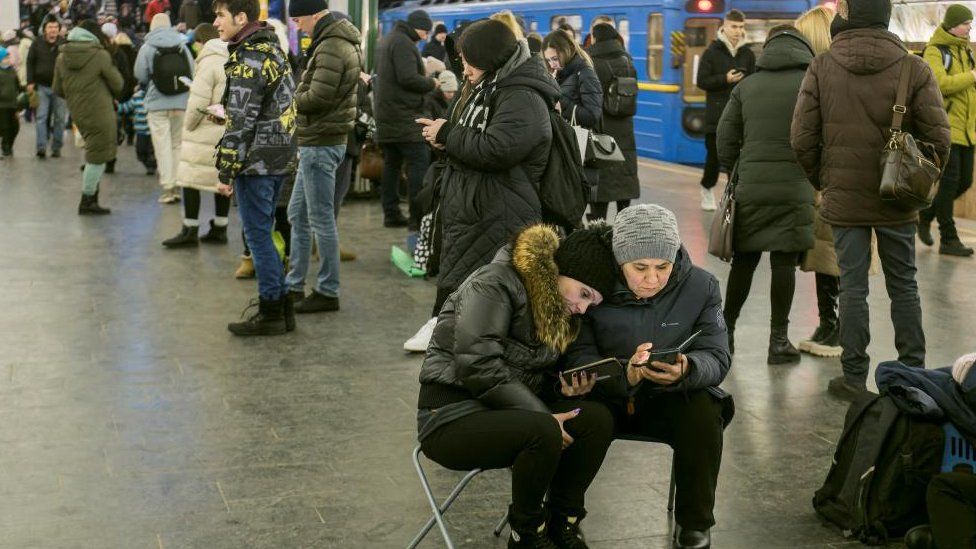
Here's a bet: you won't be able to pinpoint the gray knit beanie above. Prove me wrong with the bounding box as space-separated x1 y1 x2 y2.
612 204 681 264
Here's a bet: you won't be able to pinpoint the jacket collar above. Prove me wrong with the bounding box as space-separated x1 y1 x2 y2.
228 21 264 50
587 38 627 59
610 246 693 305
395 20 421 43
507 225 577 352
717 28 742 57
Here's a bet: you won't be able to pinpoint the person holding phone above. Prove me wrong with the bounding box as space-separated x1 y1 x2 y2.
418 224 619 549
564 204 732 549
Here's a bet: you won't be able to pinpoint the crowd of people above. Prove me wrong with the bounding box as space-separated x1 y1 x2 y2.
3 0 976 547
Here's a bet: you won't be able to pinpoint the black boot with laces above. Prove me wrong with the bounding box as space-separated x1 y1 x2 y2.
547 511 588 549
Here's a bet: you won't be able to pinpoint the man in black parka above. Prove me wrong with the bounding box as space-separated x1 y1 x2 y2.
695 9 755 211
373 9 439 229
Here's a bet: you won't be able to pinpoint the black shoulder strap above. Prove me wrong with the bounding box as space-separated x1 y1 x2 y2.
891 56 913 133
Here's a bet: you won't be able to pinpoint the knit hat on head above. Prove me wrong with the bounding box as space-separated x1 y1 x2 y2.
150 13 171 31
437 70 458 92
591 23 620 44
944 4 974 29
100 22 118 38
553 225 618 298
407 10 433 32
458 19 518 72
612 204 681 264
288 0 326 18
434 23 448 36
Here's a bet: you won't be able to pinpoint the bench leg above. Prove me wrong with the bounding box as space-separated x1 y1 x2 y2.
667 458 676 513
493 507 510 537
409 447 482 549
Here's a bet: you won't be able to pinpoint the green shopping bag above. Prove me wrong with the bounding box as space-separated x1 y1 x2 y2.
272 230 286 261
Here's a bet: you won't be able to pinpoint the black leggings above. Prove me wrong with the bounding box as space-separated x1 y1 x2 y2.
815 273 840 326
243 206 291 257
588 199 631 221
420 400 614 531
182 187 231 221
724 251 800 330
431 285 454 318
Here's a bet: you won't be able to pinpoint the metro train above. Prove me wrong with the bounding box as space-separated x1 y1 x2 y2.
379 0 827 164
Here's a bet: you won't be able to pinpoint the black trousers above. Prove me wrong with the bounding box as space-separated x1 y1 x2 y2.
135 133 156 169
587 199 632 221
380 142 429 229
927 472 976 548
920 144 974 242
182 187 231 221
723 251 801 330
815 273 840 326
431 285 454 318
420 400 614 531
613 390 725 530
700 133 721 190
0 108 19 154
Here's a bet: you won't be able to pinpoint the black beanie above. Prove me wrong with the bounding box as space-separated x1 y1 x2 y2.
833 0 891 35
407 10 433 32
434 23 448 36
458 19 518 72
288 0 326 18
591 23 620 45
554 225 618 299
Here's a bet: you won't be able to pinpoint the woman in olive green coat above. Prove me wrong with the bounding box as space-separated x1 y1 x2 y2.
716 26 815 365
52 23 123 215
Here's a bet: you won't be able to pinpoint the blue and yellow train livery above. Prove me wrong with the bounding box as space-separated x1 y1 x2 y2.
380 0 825 164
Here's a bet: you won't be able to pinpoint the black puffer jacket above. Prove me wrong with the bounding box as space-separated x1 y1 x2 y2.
434 41 560 291
418 225 579 430
373 20 436 143
295 13 362 146
565 247 731 406
696 30 756 134
588 39 639 203
556 54 603 130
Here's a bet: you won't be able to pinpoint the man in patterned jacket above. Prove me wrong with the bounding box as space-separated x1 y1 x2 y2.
213 0 298 336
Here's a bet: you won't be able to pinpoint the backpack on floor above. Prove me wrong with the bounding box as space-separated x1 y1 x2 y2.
813 393 945 545
151 44 192 95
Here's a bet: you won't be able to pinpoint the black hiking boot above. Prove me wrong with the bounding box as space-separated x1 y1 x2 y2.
162 225 199 248
78 193 111 215
547 511 587 549
227 298 287 336
767 327 801 365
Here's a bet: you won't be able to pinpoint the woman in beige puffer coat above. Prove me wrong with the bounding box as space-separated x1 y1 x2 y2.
162 29 231 248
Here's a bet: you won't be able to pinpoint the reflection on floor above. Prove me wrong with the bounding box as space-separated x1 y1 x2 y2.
1 132 972 548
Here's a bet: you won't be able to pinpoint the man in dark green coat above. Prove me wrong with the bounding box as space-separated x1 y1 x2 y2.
716 25 816 365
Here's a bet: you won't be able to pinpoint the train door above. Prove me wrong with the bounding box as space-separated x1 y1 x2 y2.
683 18 721 103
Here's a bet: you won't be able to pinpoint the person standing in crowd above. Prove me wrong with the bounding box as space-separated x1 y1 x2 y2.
135 13 195 204
26 17 66 159
282 0 361 314
490 10 525 40
178 0 203 28
544 29 602 193
96 22 134 174
144 0 170 26
566 204 732 549
161 24 230 248
213 0 297 336
118 2 137 33
716 25 816 365
68 0 98 25
52 19 123 214
373 9 438 229
586 23 638 221
791 0 950 400
793 4 844 358
695 9 754 211
582 15 614 48
0 46 22 158
918 4 976 257
113 29 138 144
117 85 157 174
409 20 558 354
418 224 619 549
422 23 447 63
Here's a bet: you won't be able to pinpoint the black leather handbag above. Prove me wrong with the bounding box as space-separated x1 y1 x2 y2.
879 57 942 210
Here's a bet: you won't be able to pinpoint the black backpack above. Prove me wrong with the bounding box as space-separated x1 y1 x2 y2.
538 107 589 231
151 44 192 95
598 57 638 118
813 393 944 545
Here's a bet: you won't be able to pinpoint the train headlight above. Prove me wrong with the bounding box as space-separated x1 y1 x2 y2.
682 108 706 137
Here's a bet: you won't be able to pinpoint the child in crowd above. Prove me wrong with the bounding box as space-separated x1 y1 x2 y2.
117 86 157 174
0 46 22 157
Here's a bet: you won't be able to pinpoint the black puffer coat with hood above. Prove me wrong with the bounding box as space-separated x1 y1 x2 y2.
433 41 561 292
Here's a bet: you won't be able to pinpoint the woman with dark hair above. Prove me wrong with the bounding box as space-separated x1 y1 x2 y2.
586 23 638 221
418 224 619 548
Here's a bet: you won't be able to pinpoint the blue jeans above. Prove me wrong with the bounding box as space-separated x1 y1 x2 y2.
35 85 66 153
235 174 286 301
286 145 345 297
832 224 925 383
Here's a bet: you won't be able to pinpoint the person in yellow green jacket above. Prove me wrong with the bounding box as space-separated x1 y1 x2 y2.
919 4 976 257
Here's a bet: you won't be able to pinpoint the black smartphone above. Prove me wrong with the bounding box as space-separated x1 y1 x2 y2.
559 358 622 386
647 330 703 368
734 66 749 74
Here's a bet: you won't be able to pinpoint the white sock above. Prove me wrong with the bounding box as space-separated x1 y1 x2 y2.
213 217 229 227
183 218 200 227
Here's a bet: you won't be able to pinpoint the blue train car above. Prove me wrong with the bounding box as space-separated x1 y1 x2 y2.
380 0 821 164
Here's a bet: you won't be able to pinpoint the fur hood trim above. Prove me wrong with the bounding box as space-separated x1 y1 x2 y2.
510 225 577 352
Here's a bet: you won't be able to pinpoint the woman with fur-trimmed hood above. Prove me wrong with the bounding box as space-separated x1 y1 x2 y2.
417 224 618 548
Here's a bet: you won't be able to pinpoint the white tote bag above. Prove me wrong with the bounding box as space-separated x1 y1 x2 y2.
570 106 589 164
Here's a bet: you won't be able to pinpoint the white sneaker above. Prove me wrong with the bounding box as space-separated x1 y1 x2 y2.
701 188 717 211
404 317 437 353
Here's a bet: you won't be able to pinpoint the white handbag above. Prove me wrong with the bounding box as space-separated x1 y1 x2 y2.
570 106 590 164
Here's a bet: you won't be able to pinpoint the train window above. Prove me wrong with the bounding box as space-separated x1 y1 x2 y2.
647 13 664 81
744 18 794 55
551 15 583 43
617 18 630 51
684 18 720 102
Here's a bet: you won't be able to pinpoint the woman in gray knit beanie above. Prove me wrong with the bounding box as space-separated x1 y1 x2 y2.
565 203 732 549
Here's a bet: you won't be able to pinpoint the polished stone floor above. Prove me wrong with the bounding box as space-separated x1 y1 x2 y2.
1 129 974 549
